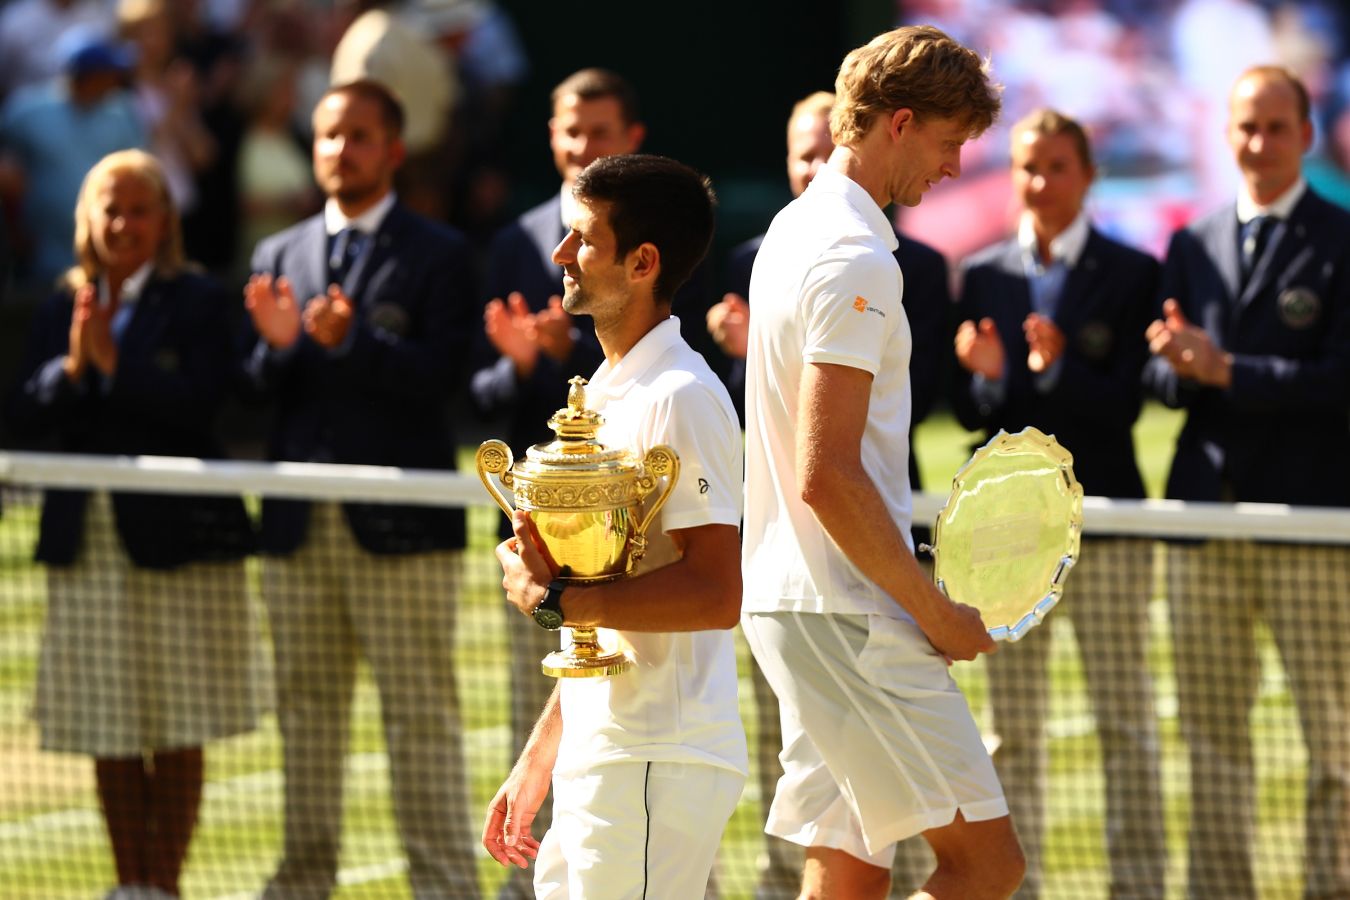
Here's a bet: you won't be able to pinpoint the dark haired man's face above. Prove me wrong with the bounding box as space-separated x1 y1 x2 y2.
552 197 629 322
549 95 644 186
312 92 404 210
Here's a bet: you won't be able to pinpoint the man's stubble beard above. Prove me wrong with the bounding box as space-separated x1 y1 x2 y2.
561 283 587 315
324 168 388 208
334 184 381 207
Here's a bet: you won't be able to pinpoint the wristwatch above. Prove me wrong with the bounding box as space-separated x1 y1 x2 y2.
532 579 567 630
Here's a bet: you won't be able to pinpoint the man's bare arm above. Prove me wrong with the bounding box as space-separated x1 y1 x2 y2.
497 513 741 632
796 361 994 661
482 683 562 868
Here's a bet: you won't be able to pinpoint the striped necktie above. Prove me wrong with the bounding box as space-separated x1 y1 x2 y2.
1241 215 1271 283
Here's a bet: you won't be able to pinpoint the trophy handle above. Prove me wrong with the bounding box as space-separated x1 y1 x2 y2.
475 440 516 520
631 445 680 561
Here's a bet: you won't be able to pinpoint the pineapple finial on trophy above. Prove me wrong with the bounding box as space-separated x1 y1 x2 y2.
566 376 587 413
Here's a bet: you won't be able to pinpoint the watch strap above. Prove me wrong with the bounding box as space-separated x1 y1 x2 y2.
533 579 567 630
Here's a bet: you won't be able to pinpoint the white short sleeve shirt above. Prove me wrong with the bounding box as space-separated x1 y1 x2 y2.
554 317 748 778
742 167 916 618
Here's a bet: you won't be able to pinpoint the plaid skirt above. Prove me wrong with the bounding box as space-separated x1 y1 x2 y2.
33 492 265 756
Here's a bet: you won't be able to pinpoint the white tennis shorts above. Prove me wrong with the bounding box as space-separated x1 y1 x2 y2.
533 760 745 899
742 611 1008 867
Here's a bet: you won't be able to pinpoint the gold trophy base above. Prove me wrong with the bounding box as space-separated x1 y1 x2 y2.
542 626 632 678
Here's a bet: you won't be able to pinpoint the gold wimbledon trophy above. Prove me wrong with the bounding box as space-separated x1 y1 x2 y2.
923 427 1083 642
476 377 679 677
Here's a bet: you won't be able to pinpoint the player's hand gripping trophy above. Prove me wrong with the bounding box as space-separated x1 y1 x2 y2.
476 376 679 676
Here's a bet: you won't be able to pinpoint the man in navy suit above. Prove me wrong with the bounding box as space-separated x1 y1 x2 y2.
1145 66 1350 900
953 109 1165 900
705 90 956 900
242 79 480 899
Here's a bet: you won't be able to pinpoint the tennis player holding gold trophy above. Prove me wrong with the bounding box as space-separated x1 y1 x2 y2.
476 377 678 677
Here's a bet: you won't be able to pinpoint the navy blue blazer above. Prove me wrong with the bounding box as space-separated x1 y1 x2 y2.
5 270 256 568
243 202 476 554
724 229 952 492
953 228 1157 500
471 194 606 452
1144 188 1350 507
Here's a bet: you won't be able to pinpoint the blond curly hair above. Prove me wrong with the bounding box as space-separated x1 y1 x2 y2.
831 25 1001 147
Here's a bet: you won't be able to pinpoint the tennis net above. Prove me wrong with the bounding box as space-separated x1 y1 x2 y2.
0 450 1346 899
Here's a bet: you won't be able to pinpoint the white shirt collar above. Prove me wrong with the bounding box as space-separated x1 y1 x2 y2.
1237 177 1305 224
806 167 900 252
98 261 154 309
1017 209 1090 268
586 316 684 400
324 190 396 236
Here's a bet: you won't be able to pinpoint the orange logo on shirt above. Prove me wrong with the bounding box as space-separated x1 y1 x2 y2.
853 296 867 312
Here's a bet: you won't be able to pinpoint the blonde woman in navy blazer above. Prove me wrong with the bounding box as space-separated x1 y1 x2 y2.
6 149 258 900
953 109 1165 900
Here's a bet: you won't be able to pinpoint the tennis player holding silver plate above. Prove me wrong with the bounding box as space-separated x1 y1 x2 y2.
923 426 1083 641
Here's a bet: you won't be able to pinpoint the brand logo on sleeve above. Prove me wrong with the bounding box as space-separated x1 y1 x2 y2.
698 478 710 494
852 296 886 318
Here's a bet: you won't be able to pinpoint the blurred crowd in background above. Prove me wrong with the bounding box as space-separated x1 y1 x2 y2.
900 0 1350 259
1 0 1349 420
0 0 527 302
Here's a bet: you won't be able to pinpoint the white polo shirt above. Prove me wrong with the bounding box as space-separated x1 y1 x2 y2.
742 166 915 619
554 316 748 779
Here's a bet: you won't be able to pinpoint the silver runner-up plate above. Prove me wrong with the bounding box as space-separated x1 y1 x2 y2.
928 427 1083 642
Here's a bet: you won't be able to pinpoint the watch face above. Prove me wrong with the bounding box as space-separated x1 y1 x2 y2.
533 606 564 630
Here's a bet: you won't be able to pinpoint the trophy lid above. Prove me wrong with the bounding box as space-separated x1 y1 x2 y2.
517 377 634 477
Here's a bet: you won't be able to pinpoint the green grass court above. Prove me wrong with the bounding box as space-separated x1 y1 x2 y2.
0 403 1316 897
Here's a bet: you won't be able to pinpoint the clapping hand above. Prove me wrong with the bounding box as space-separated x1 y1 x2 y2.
706 293 750 359
1146 299 1231 387
244 274 302 350
64 284 118 380
954 317 1005 380
63 284 95 381
532 296 575 363
1024 313 1065 373
303 285 354 349
484 291 540 377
